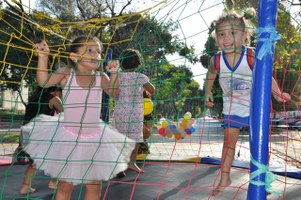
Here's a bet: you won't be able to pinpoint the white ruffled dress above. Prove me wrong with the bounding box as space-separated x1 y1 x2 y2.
23 70 135 185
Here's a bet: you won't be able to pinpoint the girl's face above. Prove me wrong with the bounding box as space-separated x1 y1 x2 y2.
75 40 102 71
215 21 246 53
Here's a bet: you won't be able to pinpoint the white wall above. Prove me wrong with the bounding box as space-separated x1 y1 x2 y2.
1 86 28 112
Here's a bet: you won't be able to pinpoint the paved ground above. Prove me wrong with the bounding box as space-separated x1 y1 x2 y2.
1 127 301 199
1 161 301 200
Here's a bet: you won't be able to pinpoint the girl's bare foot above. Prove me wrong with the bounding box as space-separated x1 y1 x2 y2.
212 172 232 196
128 163 144 173
20 185 36 194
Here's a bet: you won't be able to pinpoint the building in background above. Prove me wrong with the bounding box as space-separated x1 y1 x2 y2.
0 86 28 112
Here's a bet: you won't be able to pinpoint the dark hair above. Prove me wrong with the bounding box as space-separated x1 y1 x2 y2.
28 86 61 102
44 86 62 93
68 36 103 67
119 49 144 71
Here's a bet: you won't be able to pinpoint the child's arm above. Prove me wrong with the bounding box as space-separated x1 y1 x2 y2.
205 57 217 107
271 77 291 102
101 60 119 96
49 96 63 113
36 40 50 86
36 40 67 88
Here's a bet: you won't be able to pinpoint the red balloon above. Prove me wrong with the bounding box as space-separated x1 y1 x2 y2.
158 128 167 136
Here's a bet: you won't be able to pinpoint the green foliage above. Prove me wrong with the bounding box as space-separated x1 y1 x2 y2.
0 6 38 102
1 1 204 117
1 132 20 143
275 9 301 71
152 64 203 119
109 15 188 61
37 0 110 21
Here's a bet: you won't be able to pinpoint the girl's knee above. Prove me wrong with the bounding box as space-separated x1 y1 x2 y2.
85 182 101 191
57 181 73 192
84 182 102 200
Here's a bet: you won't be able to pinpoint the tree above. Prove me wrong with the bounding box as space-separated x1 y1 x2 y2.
1 0 204 117
0 1 70 106
0 5 40 105
34 0 203 119
152 63 203 119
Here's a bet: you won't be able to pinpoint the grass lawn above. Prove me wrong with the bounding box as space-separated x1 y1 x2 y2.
0 132 20 143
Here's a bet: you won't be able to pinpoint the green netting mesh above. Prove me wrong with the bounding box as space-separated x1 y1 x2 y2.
0 0 301 199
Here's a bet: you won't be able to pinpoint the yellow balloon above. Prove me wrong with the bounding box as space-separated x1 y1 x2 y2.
144 98 154 115
161 121 168 128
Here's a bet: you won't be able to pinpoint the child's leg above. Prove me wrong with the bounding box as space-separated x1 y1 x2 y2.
213 127 240 196
85 182 102 200
48 178 57 189
128 144 144 173
55 181 73 200
20 166 37 194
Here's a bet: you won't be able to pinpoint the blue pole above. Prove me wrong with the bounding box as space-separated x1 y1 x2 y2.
102 48 113 122
248 0 279 199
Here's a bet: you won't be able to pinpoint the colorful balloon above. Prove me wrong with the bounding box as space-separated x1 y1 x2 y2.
190 127 195 133
161 121 168 128
164 127 171 134
170 124 177 131
167 132 174 139
158 128 166 136
183 112 191 120
175 133 182 140
157 112 195 140
178 126 186 138
185 129 192 135
181 120 188 128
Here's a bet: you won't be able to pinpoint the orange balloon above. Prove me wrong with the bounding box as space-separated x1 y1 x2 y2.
175 133 182 140
181 121 188 128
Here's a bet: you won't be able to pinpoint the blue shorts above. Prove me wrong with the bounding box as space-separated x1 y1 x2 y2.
223 115 249 129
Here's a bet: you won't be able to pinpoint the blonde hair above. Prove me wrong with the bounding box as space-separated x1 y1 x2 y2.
210 8 256 46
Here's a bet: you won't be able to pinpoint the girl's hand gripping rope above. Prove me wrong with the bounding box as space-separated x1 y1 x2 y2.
206 91 215 107
106 60 119 73
35 40 50 58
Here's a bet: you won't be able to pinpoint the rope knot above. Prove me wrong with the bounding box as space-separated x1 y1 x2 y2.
255 26 281 60
250 156 282 196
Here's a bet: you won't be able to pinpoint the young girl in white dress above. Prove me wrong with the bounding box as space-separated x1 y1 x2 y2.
21 36 135 200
